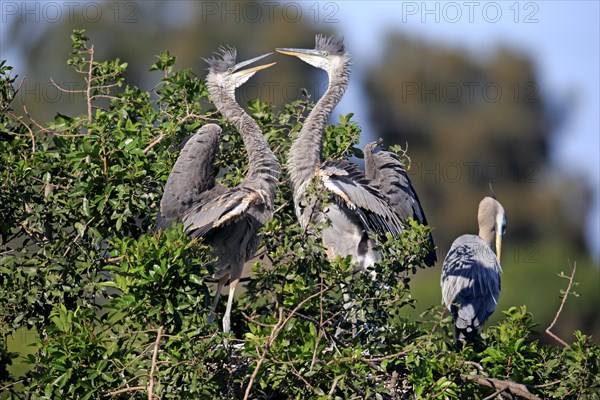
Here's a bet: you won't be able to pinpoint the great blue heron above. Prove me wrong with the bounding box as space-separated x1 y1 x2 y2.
441 196 506 343
276 35 435 271
156 48 280 334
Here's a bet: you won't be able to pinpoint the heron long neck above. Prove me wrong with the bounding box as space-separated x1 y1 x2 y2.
478 225 495 253
209 84 280 188
287 59 350 191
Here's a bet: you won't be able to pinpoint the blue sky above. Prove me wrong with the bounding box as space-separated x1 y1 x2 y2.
309 1 599 259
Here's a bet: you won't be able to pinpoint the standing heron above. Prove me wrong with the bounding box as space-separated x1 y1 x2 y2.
441 196 506 344
156 48 280 334
277 35 435 271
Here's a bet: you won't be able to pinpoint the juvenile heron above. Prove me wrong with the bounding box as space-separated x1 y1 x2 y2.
156 48 280 334
441 196 506 343
277 35 435 271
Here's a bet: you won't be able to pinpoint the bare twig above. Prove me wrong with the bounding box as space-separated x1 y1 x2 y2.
482 387 507 400
147 325 164 400
461 374 542 400
288 361 315 392
0 379 24 392
49 77 85 94
21 104 45 132
7 110 36 153
465 360 487 376
328 377 340 397
241 311 278 328
243 285 332 400
62 237 79 257
143 133 165 154
309 330 323 371
243 308 284 400
546 262 577 348
273 200 289 215
116 342 156 374
20 103 87 137
531 379 562 389
86 45 94 123
105 386 147 397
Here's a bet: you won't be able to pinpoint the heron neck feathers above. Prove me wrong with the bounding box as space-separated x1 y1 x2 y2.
288 58 351 192
208 82 280 193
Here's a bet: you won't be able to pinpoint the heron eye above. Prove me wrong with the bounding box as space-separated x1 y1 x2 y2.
322 51 329 57
227 67 233 74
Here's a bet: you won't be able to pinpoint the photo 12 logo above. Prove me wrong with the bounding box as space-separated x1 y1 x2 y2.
199 1 340 24
400 1 540 23
401 81 540 104
410 161 539 184
1 2 140 24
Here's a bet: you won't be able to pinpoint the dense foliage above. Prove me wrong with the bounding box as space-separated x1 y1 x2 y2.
1 31 599 399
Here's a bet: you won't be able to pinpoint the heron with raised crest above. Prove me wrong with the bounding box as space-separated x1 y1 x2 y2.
156 48 280 334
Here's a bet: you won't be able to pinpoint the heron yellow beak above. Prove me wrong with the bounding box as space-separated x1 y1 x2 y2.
238 62 277 75
495 230 502 262
276 48 322 59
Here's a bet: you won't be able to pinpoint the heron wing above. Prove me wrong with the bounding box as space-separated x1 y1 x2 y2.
181 187 265 238
157 124 222 230
441 235 501 330
364 142 437 265
318 160 405 237
364 142 427 223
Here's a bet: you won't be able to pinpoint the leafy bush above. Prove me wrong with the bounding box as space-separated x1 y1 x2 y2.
1 30 598 399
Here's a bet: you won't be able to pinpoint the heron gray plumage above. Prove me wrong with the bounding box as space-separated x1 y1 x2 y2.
277 35 435 271
364 140 436 266
156 48 280 334
441 196 506 343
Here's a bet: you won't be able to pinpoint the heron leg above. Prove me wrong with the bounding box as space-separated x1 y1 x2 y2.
207 275 228 325
222 276 241 335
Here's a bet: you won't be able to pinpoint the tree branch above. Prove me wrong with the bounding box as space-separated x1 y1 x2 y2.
482 387 507 400
105 256 124 264
105 386 146 397
243 285 332 400
7 109 36 153
147 325 164 400
546 262 577 348
143 133 165 154
461 374 542 400
86 45 94 123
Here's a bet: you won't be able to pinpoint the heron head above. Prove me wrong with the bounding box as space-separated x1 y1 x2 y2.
276 34 348 74
363 139 385 158
205 47 275 95
478 196 506 261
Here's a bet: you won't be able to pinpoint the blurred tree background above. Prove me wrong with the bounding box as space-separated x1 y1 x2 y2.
363 32 598 340
2 0 597 354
